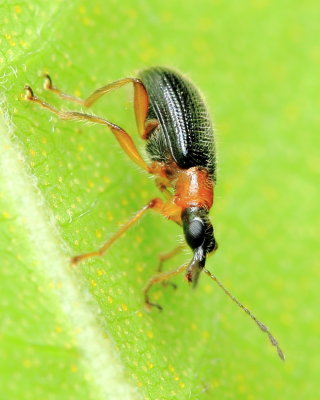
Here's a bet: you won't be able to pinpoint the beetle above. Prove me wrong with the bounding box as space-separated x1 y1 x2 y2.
24 67 284 360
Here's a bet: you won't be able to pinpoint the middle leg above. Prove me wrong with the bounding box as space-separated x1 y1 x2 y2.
71 198 165 265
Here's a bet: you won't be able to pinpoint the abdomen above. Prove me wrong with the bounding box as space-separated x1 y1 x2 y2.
139 67 216 181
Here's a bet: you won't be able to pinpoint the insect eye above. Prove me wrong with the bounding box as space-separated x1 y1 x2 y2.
185 220 205 249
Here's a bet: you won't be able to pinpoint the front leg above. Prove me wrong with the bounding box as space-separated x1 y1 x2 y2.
144 263 188 310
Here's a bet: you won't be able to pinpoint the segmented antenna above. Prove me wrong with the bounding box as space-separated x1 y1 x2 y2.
203 269 285 361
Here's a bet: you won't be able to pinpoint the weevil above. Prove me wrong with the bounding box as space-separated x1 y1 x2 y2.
24 67 284 360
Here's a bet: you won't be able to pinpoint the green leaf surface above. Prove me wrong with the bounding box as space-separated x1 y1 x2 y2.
1 1 319 399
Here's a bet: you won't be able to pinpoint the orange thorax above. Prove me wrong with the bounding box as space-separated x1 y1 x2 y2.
174 167 214 210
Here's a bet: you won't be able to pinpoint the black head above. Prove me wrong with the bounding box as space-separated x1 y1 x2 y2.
182 207 217 286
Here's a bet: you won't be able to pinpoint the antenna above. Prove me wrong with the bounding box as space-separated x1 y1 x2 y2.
203 269 285 361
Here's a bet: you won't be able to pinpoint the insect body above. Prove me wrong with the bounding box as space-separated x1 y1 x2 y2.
24 67 284 360
141 68 217 285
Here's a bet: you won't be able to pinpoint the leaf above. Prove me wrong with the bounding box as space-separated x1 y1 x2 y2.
1 1 319 399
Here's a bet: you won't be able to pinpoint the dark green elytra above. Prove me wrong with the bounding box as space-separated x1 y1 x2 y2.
139 67 216 181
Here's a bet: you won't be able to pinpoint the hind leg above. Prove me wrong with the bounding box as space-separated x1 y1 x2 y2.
24 85 149 171
42 74 158 139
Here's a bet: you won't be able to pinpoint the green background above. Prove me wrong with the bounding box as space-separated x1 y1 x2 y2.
1 1 319 399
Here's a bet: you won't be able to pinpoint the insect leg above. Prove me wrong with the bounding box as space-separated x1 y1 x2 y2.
144 263 188 310
157 245 185 290
43 75 139 107
24 86 149 171
44 74 158 139
157 244 185 272
84 78 158 139
156 244 185 290
43 74 83 104
71 198 165 265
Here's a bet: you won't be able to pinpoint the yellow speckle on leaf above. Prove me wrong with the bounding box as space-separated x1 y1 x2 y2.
179 382 186 388
251 0 269 9
108 296 113 304
202 330 209 340
95 230 102 238
135 264 143 272
168 365 175 373
91 280 97 287
2 211 11 219
20 39 28 48
147 361 154 369
30 149 36 157
197 16 212 31
190 323 198 331
88 181 95 188
280 312 293 327
15 5 22 13
212 378 220 388
160 11 172 22
96 269 104 276
70 365 78 373
77 144 84 152
106 212 113 221
237 383 247 393
74 89 81 97
23 359 32 368
82 16 93 26
121 303 128 311
141 190 148 199
55 326 62 333
126 8 137 18
203 284 213 293
147 331 154 339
